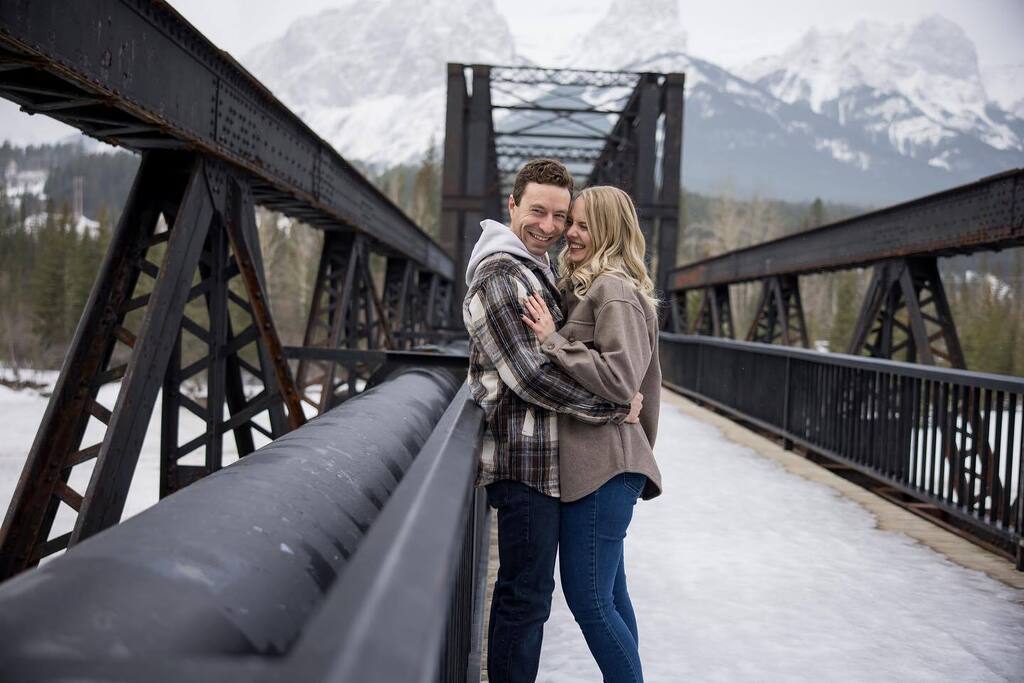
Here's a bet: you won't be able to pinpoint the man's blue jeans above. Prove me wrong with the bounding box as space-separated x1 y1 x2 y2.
560 472 646 683
486 480 560 683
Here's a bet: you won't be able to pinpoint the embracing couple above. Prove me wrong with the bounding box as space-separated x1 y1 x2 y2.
463 158 663 683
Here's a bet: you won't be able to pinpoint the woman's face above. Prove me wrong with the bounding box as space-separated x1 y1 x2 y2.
566 198 594 265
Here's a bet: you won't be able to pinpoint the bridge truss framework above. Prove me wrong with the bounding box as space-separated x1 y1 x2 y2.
440 63 685 323
0 0 459 577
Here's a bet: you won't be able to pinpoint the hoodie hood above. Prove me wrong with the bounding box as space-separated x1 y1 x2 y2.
465 219 557 286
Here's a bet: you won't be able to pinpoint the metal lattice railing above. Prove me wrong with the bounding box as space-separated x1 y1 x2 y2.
660 333 1024 569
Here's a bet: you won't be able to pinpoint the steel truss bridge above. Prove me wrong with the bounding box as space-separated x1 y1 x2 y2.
0 2 1021 682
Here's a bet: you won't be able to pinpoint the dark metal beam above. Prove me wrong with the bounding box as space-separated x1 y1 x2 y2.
669 169 1024 291
655 72 685 324
72 157 218 544
282 384 484 682
848 258 965 367
490 65 641 88
441 64 499 323
492 104 624 115
221 177 306 430
0 0 453 280
0 369 460 663
0 153 182 575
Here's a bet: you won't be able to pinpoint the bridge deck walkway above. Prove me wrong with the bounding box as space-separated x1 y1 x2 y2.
522 390 1024 682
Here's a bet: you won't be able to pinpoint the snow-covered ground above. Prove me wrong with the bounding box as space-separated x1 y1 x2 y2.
2 379 1022 680
0 370 277 542
538 395 1024 682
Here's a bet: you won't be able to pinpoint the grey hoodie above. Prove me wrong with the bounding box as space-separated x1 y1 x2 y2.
465 219 557 288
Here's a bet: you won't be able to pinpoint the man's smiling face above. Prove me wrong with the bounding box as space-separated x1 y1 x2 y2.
507 182 571 258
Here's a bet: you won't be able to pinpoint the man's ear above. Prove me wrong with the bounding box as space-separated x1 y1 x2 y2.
507 193 516 218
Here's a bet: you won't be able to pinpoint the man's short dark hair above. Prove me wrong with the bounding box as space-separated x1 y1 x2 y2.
511 158 574 205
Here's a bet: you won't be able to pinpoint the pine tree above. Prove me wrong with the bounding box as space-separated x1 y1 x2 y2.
412 142 441 240
30 200 69 361
829 270 862 354
67 226 104 338
801 197 826 231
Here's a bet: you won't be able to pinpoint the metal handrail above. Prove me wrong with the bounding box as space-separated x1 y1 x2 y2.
284 383 487 682
661 333 1024 393
0 371 490 680
661 334 1024 569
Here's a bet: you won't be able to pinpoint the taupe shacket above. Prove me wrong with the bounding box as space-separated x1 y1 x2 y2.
540 273 663 502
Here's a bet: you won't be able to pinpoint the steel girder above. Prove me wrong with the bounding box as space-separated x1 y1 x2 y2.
490 66 643 89
589 72 685 325
745 275 810 348
689 285 736 339
0 368 462 666
847 257 1006 520
445 63 684 330
0 152 305 578
294 234 456 413
848 257 965 367
669 169 1024 292
0 0 453 281
161 176 299 496
382 260 445 350
441 65 502 322
295 233 383 413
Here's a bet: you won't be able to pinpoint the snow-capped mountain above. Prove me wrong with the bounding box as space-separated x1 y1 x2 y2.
567 0 687 71
243 0 519 166
983 64 1024 119
562 3 1022 202
241 0 1023 204
739 16 1023 176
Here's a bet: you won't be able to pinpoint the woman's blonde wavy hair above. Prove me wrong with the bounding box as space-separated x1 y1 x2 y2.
558 186 659 310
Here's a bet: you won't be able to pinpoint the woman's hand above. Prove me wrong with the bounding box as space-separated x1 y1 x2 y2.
521 292 556 342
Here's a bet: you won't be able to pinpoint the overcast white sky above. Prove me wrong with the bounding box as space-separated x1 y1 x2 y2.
3 0 1022 145
165 0 1024 69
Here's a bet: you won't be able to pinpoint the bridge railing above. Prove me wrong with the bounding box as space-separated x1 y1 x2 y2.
0 369 489 682
661 333 1024 569
283 383 488 683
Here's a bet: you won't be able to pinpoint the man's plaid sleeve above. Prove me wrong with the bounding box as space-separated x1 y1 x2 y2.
471 267 628 425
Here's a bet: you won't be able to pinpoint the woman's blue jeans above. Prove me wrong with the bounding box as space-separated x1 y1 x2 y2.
560 472 646 683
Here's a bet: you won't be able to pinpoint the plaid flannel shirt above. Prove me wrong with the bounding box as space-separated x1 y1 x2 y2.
463 252 628 497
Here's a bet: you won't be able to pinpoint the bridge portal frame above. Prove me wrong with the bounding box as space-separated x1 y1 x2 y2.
441 63 685 326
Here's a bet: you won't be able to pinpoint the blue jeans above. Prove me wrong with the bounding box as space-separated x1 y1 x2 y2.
486 480 560 683
560 472 646 683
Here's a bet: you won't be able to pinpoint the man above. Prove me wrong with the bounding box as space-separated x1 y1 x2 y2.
463 159 641 682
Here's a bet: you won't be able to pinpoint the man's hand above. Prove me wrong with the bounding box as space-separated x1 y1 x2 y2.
521 291 557 342
625 391 643 424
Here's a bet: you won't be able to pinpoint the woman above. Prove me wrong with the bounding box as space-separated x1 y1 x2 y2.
521 186 662 683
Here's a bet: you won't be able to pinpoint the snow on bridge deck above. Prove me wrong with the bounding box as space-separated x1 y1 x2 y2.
535 390 1024 682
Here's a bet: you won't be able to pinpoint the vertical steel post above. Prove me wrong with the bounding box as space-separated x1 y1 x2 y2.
222 177 305 430
72 158 219 544
0 153 176 576
656 73 685 325
633 74 660 259
464 64 495 270
782 356 794 450
440 64 469 325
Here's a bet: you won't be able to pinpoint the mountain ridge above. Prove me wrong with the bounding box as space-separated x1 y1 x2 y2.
240 1 1022 204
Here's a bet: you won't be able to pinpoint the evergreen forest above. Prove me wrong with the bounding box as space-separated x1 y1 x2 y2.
1 142 1021 381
